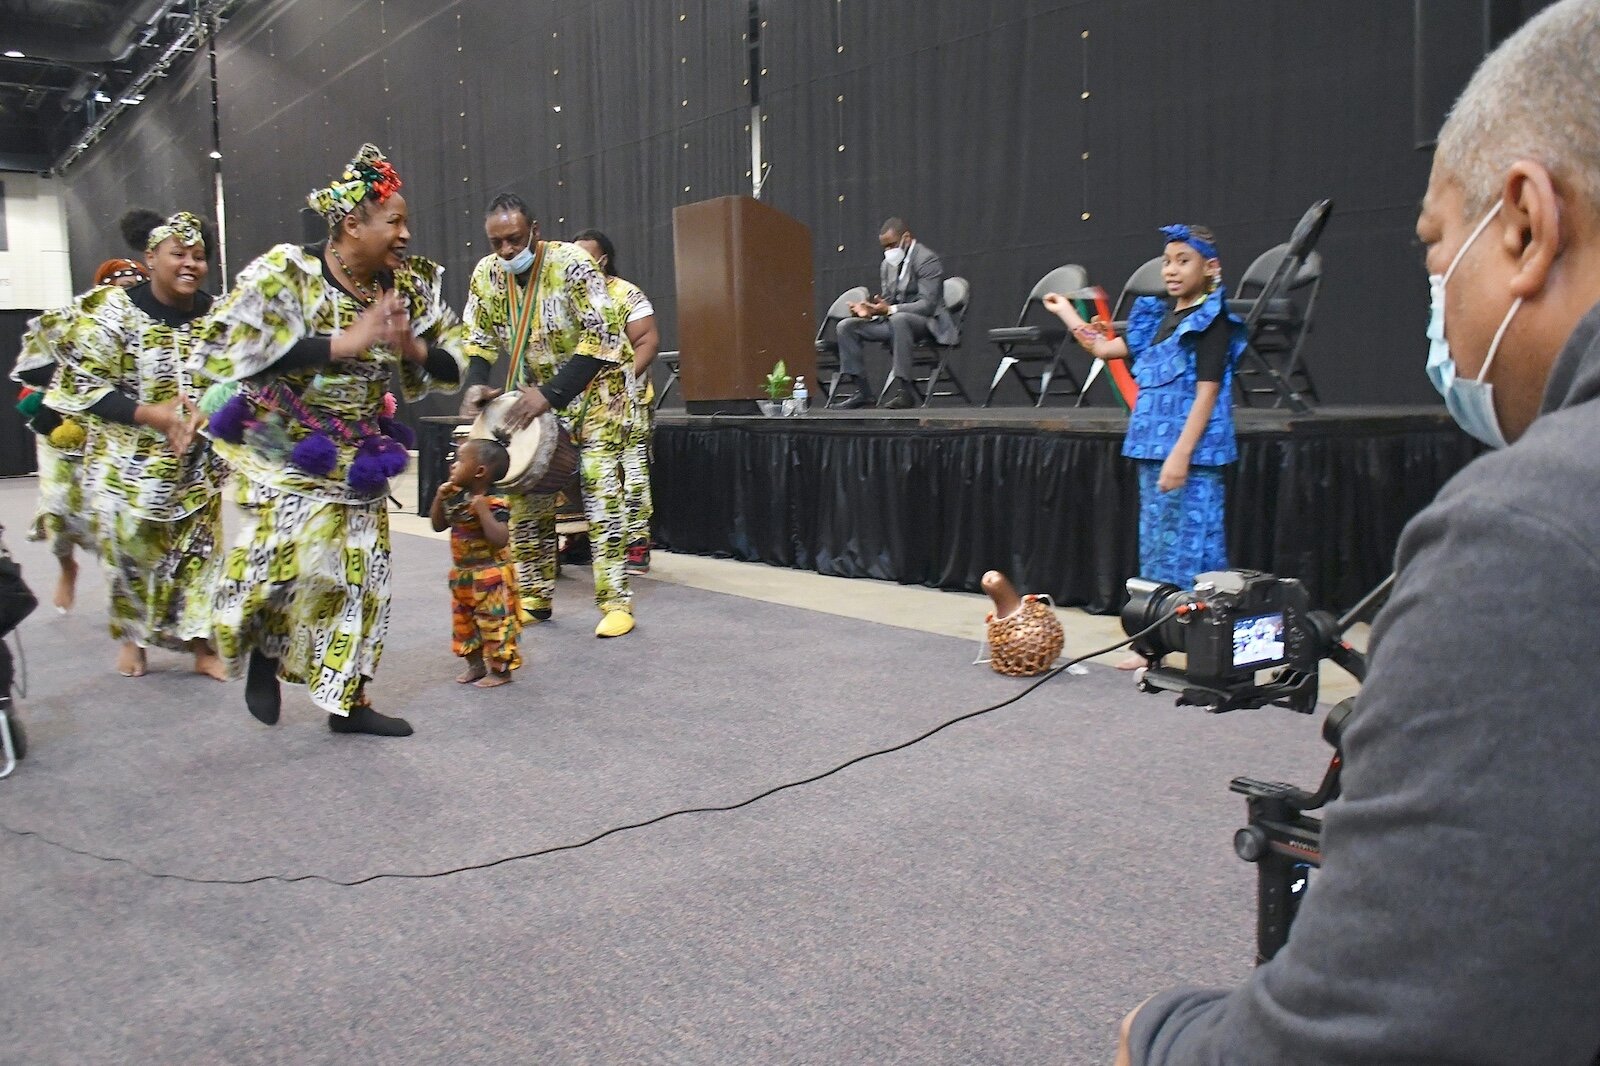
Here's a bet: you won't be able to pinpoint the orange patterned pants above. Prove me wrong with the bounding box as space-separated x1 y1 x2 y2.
450 564 523 670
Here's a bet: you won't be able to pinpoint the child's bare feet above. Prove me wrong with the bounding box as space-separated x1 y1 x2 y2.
456 652 487 684
117 642 147 677
54 555 78 613
474 669 512 688
192 641 229 681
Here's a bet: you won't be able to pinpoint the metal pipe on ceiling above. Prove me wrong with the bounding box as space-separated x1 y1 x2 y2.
3 0 176 66
48 0 234 175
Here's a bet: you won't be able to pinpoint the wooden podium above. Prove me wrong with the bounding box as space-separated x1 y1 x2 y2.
672 196 816 414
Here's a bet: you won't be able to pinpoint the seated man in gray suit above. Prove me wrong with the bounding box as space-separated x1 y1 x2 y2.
835 217 957 409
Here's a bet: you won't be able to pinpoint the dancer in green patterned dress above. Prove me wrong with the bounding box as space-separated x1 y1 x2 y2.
38 211 228 679
191 144 466 737
571 230 662 576
459 194 633 638
11 257 149 613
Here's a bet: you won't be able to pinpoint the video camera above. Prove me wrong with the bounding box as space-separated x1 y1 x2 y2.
1120 569 1360 715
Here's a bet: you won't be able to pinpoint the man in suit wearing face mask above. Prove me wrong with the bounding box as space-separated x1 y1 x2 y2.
834 217 958 409
1116 2 1600 1063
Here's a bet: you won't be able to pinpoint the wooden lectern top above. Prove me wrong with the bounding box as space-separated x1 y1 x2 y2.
673 196 816 406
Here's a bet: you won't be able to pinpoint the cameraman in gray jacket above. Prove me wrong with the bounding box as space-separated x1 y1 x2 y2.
1120 2 1600 1062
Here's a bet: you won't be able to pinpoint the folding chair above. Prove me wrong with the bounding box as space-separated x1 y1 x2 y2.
876 277 973 407
1225 199 1333 412
812 286 869 407
1229 244 1324 408
653 350 681 410
1076 257 1166 407
983 264 1090 407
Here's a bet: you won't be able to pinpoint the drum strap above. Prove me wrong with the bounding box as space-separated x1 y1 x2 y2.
504 241 547 390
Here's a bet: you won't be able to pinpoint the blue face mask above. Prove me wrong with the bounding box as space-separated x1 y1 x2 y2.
1425 198 1522 449
504 244 535 275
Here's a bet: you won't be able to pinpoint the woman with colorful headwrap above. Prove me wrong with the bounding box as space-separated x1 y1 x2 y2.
190 144 466 738
11 248 150 613
33 208 228 679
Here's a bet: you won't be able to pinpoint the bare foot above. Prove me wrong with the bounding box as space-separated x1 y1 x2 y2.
117 643 147 677
54 556 78 613
1115 652 1147 671
474 670 512 688
456 656 487 684
192 642 230 682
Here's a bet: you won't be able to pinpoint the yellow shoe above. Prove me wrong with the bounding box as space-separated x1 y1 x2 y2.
595 609 635 638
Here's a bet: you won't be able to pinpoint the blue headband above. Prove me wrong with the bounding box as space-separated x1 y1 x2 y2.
1159 224 1217 261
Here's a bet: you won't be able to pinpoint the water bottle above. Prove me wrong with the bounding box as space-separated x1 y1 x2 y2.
792 376 808 415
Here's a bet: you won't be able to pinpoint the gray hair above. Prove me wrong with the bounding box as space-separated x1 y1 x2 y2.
1436 0 1600 217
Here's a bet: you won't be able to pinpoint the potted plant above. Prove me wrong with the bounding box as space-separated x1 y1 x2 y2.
759 360 793 417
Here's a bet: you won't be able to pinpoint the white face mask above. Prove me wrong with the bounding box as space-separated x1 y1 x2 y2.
883 237 907 268
504 243 535 275
1425 198 1522 449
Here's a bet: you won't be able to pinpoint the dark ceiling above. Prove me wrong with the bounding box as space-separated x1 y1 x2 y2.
0 0 231 172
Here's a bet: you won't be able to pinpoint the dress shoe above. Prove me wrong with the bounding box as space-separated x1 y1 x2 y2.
882 384 917 410
838 391 873 410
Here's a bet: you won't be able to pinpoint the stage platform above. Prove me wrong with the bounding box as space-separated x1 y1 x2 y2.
420 405 1478 614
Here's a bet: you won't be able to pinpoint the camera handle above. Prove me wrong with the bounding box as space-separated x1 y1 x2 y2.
1230 698 1353 962
1228 572 1394 963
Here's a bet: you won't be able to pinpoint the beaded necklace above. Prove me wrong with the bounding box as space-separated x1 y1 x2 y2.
327 244 378 305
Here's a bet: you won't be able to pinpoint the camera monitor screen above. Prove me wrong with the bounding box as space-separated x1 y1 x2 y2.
1232 612 1286 668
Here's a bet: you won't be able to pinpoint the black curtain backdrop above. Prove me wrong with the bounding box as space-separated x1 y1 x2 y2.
650 417 1480 613
53 0 1512 419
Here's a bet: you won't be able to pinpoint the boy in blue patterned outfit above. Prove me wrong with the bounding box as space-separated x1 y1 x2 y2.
1046 225 1246 648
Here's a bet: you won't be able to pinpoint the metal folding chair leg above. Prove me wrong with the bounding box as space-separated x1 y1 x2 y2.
986 356 1020 407
826 371 847 407
1075 360 1106 407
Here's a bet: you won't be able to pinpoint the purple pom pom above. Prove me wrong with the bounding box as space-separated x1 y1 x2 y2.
378 415 415 450
362 436 404 478
347 451 389 495
207 395 251 444
289 431 338 477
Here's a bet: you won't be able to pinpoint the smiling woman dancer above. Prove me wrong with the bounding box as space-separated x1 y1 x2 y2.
10 245 150 615
191 144 466 737
34 209 228 679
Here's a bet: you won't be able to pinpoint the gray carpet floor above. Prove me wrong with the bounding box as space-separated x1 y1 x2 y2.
0 479 1332 1065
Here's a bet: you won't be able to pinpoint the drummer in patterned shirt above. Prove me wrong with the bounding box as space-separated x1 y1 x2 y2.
459 193 635 639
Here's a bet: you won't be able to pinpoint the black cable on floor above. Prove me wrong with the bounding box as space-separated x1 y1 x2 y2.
0 615 1172 888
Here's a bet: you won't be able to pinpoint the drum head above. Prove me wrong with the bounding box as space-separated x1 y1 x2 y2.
468 394 558 491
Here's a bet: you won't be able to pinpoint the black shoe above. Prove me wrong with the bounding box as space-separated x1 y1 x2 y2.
329 703 413 737
838 390 873 410
530 607 553 622
883 383 917 410
245 650 281 725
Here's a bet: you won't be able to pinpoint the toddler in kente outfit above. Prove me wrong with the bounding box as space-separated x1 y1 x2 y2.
430 437 522 687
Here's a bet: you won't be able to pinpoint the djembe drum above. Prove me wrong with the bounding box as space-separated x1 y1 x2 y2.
467 395 580 494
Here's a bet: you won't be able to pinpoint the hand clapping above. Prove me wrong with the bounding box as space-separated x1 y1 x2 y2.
334 291 425 363
143 395 202 456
